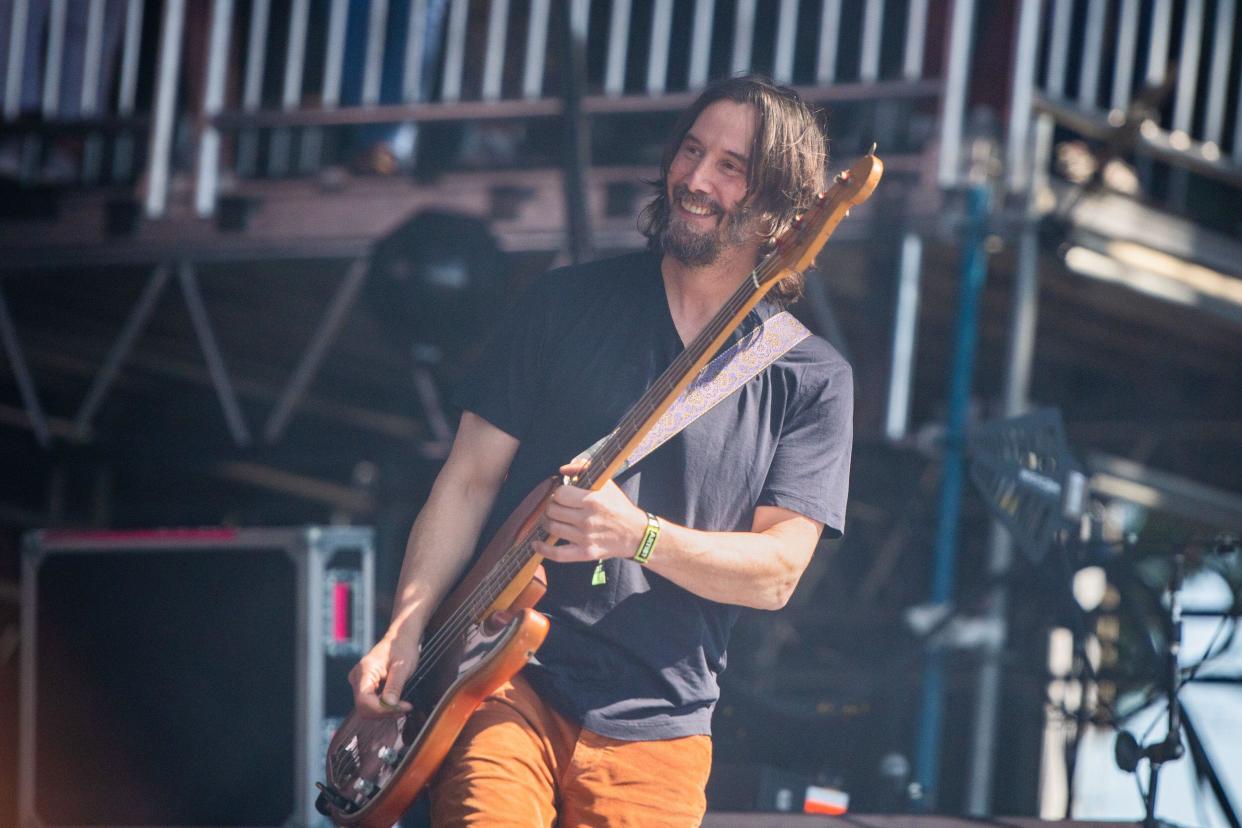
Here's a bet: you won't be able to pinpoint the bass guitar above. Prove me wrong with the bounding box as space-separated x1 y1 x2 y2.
316 150 882 826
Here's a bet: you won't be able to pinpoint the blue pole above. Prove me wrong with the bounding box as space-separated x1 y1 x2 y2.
914 181 992 810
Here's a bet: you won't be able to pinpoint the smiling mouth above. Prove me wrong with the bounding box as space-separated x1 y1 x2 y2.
674 188 719 219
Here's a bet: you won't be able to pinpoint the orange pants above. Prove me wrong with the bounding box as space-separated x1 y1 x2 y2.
430 675 712 827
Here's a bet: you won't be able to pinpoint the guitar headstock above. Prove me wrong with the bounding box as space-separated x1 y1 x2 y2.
765 151 884 279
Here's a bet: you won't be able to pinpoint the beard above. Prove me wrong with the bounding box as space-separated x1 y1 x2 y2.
659 185 759 267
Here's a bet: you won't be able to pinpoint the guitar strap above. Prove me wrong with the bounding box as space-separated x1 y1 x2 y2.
579 310 812 474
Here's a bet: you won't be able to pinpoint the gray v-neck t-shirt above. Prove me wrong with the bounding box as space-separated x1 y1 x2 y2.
454 250 853 740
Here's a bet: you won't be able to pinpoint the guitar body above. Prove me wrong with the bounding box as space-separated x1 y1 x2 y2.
319 479 558 827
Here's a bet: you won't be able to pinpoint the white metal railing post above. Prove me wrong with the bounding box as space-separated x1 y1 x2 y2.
3 0 30 121
1145 0 1173 86
773 0 799 85
111 0 143 182
522 0 551 99
903 0 929 80
269 0 309 175
937 0 978 188
1078 0 1106 109
688 0 715 89
144 0 186 218
816 0 842 84
1203 0 1236 149
237 0 271 177
1004 0 1042 193
885 232 923 441
1110 0 1139 111
442 0 469 102
731 0 756 75
483 0 511 101
363 0 390 106
860 0 884 83
195 0 235 217
646 0 674 95
604 0 632 97
40 0 66 117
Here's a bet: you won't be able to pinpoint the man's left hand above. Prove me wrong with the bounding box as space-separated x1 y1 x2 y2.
533 462 647 563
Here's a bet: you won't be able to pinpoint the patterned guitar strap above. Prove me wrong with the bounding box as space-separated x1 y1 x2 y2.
576 311 810 586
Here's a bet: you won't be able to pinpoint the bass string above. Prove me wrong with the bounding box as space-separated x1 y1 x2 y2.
394 527 545 703
333 538 539 771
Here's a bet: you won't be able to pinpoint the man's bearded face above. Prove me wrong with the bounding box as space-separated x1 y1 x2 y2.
660 183 761 267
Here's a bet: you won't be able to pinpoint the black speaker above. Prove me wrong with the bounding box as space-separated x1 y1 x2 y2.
20 527 375 827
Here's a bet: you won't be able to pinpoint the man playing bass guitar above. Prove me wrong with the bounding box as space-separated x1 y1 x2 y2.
349 75 854 827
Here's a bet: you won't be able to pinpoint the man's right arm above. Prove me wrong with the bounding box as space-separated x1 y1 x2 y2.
349 411 519 716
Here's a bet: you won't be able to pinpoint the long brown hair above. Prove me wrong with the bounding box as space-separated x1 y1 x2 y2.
639 75 829 305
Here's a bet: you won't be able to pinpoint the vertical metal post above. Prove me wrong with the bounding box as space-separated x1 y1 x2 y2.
1077 0 1106 109
144 0 186 218
936 0 978 187
903 0 929 80
1169 0 1204 207
1003 0 1043 192
914 182 991 811
1145 0 1173 86
560 0 594 264
195 0 235 216
1110 0 1139 111
1030 0 1069 197
688 0 715 89
4 0 30 120
81 0 106 114
731 0 756 75
1234 45 1242 164
41 0 67 116
482 0 510 101
522 0 551 99
404 0 430 101
885 232 923 442
269 0 309 176
322 0 348 107
816 0 841 84
237 0 271 177
646 0 674 95
604 0 632 97
81 0 106 181
112 0 143 182
362 0 390 106
1203 0 1236 147
441 0 468 102
304 0 347 171
1175 6 1206 109
965 220 1040 815
772 0 798 84
860 0 884 83
0 286 50 447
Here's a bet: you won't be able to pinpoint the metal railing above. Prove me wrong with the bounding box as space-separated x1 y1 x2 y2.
1 0 973 218
1007 0 1242 196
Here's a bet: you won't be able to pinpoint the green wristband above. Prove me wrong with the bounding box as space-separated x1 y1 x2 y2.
634 512 660 565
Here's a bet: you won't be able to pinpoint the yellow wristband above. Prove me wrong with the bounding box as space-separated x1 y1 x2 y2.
633 513 659 564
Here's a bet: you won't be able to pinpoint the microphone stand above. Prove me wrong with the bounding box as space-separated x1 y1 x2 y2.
1114 552 1186 828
